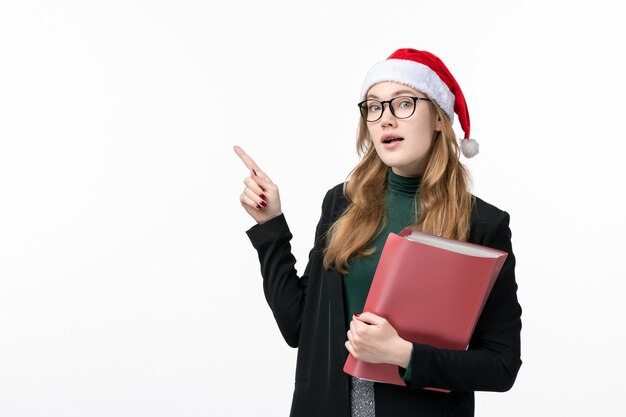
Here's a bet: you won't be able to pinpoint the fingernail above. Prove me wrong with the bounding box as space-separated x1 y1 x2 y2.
354 313 361 317
252 169 258 176
256 204 262 210
260 193 267 200
260 200 267 207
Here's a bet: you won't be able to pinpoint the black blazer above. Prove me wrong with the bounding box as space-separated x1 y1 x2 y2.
246 183 522 417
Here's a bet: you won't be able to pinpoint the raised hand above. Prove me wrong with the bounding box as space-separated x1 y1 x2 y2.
234 145 283 224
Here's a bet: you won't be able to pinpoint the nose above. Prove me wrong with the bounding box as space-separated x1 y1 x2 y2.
379 102 397 127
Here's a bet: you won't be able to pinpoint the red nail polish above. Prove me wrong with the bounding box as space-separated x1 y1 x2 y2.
256 204 262 210
354 313 360 317
260 193 267 200
260 200 267 207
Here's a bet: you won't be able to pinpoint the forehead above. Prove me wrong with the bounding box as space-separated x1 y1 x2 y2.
366 81 424 99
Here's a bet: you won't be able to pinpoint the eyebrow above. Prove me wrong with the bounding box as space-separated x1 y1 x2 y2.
366 89 421 99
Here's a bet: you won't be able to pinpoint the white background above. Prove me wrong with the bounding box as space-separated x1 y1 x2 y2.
1 1 625 416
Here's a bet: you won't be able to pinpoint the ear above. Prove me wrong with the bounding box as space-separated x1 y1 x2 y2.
435 115 443 132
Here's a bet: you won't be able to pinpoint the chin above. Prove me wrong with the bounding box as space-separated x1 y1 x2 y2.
381 158 416 171
389 161 427 177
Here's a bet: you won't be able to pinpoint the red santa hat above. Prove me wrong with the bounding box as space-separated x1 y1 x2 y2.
360 48 479 158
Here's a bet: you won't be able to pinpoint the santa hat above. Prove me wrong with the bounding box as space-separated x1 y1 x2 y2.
360 48 479 158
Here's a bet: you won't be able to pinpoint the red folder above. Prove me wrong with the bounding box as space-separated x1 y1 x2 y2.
343 228 508 391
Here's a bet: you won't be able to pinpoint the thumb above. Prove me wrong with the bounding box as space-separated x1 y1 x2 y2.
250 167 272 182
251 169 274 189
257 171 272 183
355 312 385 326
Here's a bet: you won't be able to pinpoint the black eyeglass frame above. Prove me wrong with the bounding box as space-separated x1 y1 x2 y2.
357 96 432 122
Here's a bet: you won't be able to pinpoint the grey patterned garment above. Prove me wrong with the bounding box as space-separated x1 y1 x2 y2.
350 376 375 417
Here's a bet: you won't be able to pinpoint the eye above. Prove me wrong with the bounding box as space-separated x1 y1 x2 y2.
367 102 382 113
397 98 414 109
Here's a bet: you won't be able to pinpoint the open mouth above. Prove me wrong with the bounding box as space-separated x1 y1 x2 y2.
382 137 404 144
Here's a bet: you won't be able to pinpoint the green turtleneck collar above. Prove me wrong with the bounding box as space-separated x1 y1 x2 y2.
387 168 421 197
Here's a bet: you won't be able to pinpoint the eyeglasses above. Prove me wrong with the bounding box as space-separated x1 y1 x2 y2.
357 96 432 122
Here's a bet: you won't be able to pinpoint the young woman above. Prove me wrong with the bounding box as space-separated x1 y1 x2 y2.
235 48 522 417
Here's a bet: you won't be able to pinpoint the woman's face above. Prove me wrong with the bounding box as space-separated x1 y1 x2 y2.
365 82 441 177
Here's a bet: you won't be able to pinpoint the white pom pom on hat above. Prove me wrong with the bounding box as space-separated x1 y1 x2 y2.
460 138 479 158
360 48 479 158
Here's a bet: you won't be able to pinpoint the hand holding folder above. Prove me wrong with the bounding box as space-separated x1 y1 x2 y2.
343 228 508 391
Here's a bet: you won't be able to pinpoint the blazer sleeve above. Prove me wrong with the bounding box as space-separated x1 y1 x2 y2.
245 188 336 348
403 211 523 392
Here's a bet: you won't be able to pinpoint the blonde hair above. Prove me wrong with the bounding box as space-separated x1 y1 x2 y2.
323 103 473 274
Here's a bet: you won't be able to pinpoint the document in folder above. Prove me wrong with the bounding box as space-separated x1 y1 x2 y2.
343 228 508 390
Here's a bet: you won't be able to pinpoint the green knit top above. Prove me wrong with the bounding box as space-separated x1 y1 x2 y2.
343 168 421 381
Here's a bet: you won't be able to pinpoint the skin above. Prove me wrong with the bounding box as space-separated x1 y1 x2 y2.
234 145 282 225
366 82 441 177
234 81 442 368
234 146 412 368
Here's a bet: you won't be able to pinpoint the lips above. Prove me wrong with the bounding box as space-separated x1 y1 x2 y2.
382 134 404 144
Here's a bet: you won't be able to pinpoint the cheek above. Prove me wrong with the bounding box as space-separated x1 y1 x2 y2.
368 126 380 146
366 124 378 139
371 140 383 155
409 124 435 146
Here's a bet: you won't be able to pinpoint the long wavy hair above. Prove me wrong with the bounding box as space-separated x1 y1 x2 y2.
323 103 474 274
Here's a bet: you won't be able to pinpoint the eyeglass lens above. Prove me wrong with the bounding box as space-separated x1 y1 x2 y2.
360 96 418 122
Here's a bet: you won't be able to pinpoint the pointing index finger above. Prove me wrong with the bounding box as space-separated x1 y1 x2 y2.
233 145 261 173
